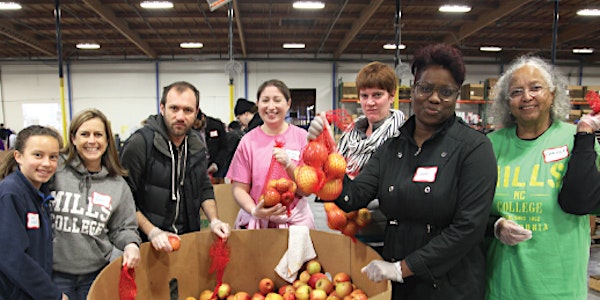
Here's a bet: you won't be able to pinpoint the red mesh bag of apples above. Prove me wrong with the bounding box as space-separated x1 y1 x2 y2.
119 264 136 300
260 139 298 217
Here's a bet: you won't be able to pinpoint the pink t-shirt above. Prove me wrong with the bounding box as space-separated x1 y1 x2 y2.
226 125 315 229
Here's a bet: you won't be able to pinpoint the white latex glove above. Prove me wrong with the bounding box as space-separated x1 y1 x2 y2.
361 260 403 283
208 162 218 174
579 113 600 132
62 294 69 300
122 243 140 268
251 200 287 220
210 219 231 239
494 217 532 246
147 227 175 252
273 147 291 169
307 113 328 141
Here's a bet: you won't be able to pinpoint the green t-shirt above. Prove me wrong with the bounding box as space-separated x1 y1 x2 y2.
486 121 589 300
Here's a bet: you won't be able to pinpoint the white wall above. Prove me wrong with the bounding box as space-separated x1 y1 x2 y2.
2 58 600 139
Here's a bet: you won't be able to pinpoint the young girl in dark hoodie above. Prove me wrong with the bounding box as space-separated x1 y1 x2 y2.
0 125 68 300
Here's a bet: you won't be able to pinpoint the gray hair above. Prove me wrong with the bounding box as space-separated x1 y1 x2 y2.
488 56 571 128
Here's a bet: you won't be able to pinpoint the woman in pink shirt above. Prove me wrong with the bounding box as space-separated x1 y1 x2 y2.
226 79 315 229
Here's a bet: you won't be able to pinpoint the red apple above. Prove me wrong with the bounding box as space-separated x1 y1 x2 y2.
306 259 322 275
168 235 181 251
299 270 311 283
334 282 353 298
234 292 251 300
252 293 266 300
265 293 284 300
309 289 327 300
283 291 296 300
217 283 232 299
325 295 339 300
307 273 327 289
259 278 275 295
295 285 312 300
332 272 351 285
227 295 235 300
279 285 295 296
314 278 334 295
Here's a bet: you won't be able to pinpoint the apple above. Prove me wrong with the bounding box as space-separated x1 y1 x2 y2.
186 297 197 300
168 235 181 251
259 277 275 295
200 289 216 300
252 293 266 300
307 273 327 289
279 285 295 295
314 278 334 295
349 290 367 300
332 272 351 285
299 270 311 283
234 292 251 300
283 291 296 300
295 285 312 300
325 295 339 300
227 296 235 300
265 292 284 300
293 280 307 289
309 289 327 300
306 260 322 275
334 281 353 298
217 283 232 299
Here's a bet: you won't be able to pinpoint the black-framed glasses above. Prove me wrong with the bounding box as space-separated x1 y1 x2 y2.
414 81 460 102
508 85 546 100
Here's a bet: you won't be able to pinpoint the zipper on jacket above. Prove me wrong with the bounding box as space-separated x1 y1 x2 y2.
171 148 183 234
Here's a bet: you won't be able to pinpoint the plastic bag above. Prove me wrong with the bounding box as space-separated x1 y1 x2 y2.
260 139 298 216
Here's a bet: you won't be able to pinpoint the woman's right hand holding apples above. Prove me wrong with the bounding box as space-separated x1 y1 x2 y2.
251 199 287 220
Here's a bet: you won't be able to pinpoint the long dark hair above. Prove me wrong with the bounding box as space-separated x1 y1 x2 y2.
0 125 63 179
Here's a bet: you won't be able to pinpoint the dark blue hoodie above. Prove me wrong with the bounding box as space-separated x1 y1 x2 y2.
0 170 62 300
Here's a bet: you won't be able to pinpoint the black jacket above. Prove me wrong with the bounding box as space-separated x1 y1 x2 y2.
202 115 229 178
246 113 263 133
120 115 214 235
335 115 497 299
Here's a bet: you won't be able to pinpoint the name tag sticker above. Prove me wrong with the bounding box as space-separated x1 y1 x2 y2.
543 145 569 163
27 213 40 229
413 166 438 182
92 192 112 209
209 130 219 138
286 149 301 162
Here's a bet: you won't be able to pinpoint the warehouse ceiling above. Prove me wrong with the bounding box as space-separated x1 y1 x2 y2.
1 0 600 63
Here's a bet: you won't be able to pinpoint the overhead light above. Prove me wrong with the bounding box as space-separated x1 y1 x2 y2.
480 46 502 52
0 2 21 10
76 43 100 50
439 5 471 13
383 43 406 50
283 43 305 49
573 48 594 54
140 1 173 9
180 42 204 49
577 9 600 16
293 1 325 9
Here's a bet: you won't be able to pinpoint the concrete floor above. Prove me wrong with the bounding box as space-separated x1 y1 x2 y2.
307 199 600 299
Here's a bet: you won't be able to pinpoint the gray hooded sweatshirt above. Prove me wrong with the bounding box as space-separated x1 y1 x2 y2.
50 156 141 274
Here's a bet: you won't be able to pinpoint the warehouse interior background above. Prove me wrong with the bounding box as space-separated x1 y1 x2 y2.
1 0 600 138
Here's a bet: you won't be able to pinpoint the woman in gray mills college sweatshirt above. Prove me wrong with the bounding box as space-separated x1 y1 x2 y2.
49 109 141 300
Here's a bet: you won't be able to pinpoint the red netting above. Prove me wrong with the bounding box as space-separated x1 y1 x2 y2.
586 90 600 114
209 237 230 299
325 108 354 132
119 264 136 300
261 139 296 216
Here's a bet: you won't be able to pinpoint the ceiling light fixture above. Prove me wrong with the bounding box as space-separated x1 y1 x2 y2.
439 5 471 13
577 9 600 16
76 43 100 50
0 2 21 10
283 43 306 49
573 48 594 54
140 1 173 9
292 1 325 9
383 43 406 50
480 46 502 52
180 42 204 49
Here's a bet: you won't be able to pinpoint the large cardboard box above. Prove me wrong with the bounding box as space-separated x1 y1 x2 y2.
88 229 391 299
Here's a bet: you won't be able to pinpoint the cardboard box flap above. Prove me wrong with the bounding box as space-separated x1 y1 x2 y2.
89 229 390 299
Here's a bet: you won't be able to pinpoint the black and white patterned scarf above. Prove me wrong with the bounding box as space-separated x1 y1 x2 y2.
338 109 405 176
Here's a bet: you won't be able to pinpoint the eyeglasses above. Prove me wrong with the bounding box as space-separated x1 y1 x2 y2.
509 85 546 100
414 81 460 102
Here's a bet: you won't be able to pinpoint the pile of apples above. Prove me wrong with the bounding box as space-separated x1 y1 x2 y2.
324 203 372 241
295 141 347 201
188 259 367 300
260 178 297 214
